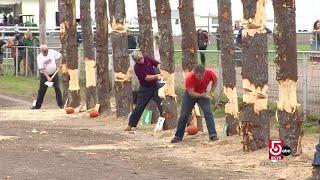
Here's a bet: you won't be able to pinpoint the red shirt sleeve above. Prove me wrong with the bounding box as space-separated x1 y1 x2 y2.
185 72 195 90
208 69 217 83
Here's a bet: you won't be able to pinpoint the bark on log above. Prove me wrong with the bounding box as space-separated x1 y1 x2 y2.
95 0 111 112
217 0 239 136
241 0 269 151
272 0 302 155
155 0 178 130
81 0 97 110
109 0 133 117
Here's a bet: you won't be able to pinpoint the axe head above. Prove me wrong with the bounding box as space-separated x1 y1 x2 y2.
44 81 54 87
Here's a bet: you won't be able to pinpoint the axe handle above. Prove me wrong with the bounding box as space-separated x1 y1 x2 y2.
51 68 59 79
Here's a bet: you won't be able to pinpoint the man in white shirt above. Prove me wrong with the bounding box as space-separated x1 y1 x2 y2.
31 44 63 109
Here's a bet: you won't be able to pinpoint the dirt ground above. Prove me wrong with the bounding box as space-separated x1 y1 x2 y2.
0 96 319 180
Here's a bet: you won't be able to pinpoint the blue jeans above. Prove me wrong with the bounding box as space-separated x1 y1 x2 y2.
174 91 217 140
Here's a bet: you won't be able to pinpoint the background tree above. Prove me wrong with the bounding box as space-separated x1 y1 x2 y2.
217 0 239 136
95 0 111 112
178 0 202 130
241 0 269 151
80 0 97 110
137 0 160 123
108 0 133 117
272 0 302 155
155 0 178 130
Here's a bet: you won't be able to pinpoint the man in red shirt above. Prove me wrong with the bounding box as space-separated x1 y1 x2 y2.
171 64 218 143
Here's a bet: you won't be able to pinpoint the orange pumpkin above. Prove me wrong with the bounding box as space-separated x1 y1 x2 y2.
90 110 99 118
66 107 74 114
186 125 198 135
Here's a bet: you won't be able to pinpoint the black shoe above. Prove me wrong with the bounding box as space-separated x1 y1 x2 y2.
210 136 219 141
30 106 40 109
171 137 182 143
59 105 64 109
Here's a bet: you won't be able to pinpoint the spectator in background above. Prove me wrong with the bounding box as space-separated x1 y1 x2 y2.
128 31 137 50
197 29 209 66
312 20 320 51
236 26 272 46
24 31 40 75
8 14 13 26
15 33 25 73
0 39 6 75
3 37 20 75
0 13 4 26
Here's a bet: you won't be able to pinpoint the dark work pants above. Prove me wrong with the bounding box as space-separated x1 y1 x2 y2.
35 73 63 108
174 91 217 140
199 46 207 66
128 86 162 127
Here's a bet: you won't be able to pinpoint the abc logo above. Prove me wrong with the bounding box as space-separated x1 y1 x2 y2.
281 146 291 156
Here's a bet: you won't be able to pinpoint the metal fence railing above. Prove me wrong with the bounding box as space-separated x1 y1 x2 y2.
2 46 320 119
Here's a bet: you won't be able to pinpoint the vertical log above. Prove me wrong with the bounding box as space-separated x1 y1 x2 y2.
137 0 159 123
39 0 46 44
241 0 269 151
60 0 81 108
217 0 239 136
109 0 133 117
80 0 97 110
178 0 197 73
95 0 111 112
58 0 70 105
272 0 302 155
155 0 178 130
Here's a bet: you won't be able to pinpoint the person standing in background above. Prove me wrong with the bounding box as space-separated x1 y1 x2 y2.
312 20 320 51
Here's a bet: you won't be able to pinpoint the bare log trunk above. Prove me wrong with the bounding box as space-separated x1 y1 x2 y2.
272 0 302 155
39 0 46 44
80 0 97 110
58 0 70 105
109 0 133 117
241 0 269 151
178 0 197 73
155 0 178 130
95 0 111 112
137 0 159 123
217 0 239 136
60 0 81 108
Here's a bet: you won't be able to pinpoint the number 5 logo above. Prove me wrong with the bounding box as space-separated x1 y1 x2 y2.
269 139 283 160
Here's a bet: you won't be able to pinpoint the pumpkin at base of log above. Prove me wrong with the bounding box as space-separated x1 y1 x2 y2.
186 125 198 135
66 107 74 114
90 110 99 118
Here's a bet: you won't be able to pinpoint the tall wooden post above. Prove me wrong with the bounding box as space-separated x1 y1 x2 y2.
272 0 302 155
241 0 269 151
155 0 178 130
217 0 239 136
109 0 133 117
39 0 46 44
59 0 81 108
95 0 111 112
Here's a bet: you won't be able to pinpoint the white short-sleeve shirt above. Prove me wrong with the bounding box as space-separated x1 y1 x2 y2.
37 49 61 75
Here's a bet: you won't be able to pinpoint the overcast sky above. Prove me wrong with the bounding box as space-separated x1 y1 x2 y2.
81 0 319 31
124 0 318 30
